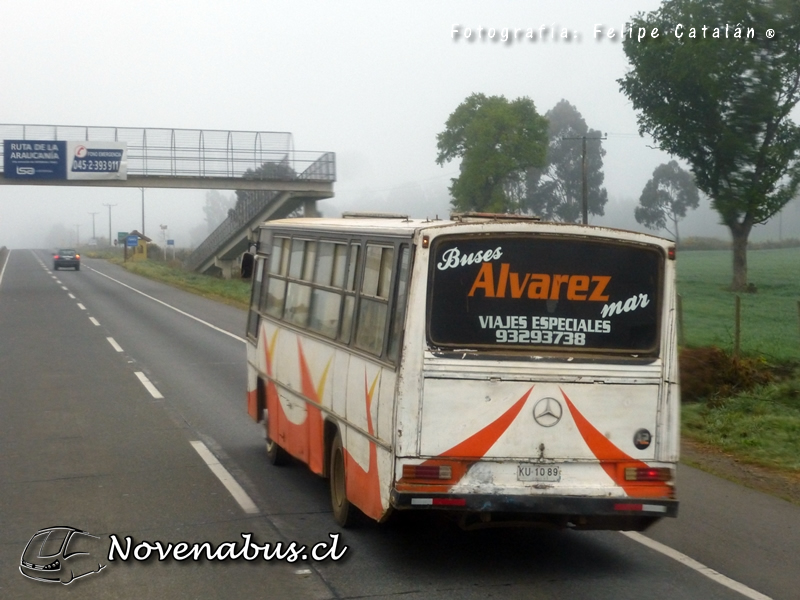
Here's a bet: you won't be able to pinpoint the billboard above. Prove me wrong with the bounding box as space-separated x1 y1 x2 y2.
66 141 127 180
3 140 66 179
3 140 127 180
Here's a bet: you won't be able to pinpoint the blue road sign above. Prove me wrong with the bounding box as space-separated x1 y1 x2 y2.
3 140 66 180
126 235 139 248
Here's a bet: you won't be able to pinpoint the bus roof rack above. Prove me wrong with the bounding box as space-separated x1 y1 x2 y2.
450 212 541 222
342 211 410 219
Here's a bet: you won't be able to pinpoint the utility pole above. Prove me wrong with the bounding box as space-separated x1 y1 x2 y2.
103 203 117 247
88 211 99 243
160 224 168 260
561 133 607 224
74 224 80 246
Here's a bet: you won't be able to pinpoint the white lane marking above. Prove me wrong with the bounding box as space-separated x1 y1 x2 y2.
0 249 10 289
61 286 68 291
89 317 101 326
622 532 772 600
51 276 57 279
68 293 76 299
134 371 164 399
88 267 246 344
77 303 86 310
190 441 259 514
55 280 62 284
106 337 124 352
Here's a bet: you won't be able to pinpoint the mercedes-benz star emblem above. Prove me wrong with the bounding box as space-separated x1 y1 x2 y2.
533 397 563 427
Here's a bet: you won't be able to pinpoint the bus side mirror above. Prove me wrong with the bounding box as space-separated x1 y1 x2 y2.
241 253 255 279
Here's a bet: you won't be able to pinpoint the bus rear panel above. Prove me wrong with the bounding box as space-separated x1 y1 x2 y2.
391 226 678 530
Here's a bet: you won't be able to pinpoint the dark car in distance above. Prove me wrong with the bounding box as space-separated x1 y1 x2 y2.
53 249 80 271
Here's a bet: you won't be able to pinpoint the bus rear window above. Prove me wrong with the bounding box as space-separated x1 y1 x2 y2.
428 235 663 354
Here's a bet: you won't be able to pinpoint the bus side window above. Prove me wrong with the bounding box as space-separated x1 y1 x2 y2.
284 239 315 328
269 237 290 275
265 237 290 317
387 244 411 362
338 244 360 344
309 241 346 339
355 244 393 356
247 258 265 340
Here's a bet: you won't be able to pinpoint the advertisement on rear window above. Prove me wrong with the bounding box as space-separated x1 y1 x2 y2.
428 235 662 353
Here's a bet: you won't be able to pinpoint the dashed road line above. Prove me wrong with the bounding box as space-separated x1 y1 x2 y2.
77 303 86 310
134 371 164 399
88 267 245 344
190 441 259 514
106 337 124 352
89 317 101 326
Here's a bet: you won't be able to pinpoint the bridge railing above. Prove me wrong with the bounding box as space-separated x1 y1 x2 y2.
183 151 336 272
0 124 336 182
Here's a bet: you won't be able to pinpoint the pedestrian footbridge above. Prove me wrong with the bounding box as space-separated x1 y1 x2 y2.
0 124 335 276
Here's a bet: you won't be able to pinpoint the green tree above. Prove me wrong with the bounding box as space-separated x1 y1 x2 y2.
525 99 608 222
203 190 236 234
234 160 301 222
436 93 549 213
619 0 800 291
635 161 700 243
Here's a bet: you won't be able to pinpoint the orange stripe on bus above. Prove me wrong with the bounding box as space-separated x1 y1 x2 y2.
440 387 533 459
343 370 383 520
297 340 327 474
397 387 534 492
560 389 670 497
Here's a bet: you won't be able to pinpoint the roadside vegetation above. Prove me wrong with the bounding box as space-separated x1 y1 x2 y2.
83 246 251 309
678 246 800 492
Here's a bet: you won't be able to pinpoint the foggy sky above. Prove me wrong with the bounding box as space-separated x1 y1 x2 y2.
2 0 798 249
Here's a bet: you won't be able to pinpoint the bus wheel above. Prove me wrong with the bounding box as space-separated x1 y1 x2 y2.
265 411 289 466
330 431 357 527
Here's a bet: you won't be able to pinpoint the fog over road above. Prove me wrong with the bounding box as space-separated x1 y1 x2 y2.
1 249 797 599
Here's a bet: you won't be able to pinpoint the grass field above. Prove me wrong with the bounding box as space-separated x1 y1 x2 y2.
682 378 800 473
677 247 800 361
677 247 800 479
107 256 251 308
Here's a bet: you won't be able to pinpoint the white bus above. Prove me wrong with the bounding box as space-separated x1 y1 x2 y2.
245 213 679 530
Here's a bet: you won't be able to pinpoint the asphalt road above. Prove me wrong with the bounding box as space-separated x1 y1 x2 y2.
1 249 798 599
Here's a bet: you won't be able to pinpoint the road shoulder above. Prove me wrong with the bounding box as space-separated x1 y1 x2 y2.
681 437 800 506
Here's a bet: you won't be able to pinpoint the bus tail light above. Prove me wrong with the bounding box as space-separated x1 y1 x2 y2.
624 467 673 482
402 464 453 480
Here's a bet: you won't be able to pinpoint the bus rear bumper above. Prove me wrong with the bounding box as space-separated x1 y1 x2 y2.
390 491 678 530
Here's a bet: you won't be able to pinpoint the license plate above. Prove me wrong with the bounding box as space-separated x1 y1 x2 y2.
517 464 562 482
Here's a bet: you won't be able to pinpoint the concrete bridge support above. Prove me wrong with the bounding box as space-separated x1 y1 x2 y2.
214 257 238 280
